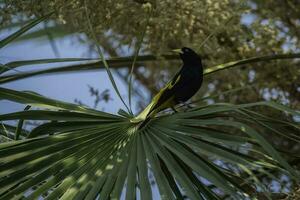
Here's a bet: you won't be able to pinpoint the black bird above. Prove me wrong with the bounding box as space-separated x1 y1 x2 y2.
135 47 203 127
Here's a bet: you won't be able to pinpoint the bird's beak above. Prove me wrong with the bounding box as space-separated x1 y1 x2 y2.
171 49 183 54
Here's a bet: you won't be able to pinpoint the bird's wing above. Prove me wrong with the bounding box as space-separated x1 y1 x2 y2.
134 68 182 121
146 69 182 115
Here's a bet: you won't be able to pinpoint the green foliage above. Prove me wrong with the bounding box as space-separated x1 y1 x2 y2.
0 2 300 199
1 0 299 108
0 86 299 199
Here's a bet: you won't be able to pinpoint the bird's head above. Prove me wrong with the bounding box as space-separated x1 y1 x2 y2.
172 47 202 66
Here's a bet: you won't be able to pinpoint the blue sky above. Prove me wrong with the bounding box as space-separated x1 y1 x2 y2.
0 26 142 116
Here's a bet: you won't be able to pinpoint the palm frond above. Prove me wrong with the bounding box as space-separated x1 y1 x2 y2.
1 53 299 85
0 55 178 84
0 88 299 199
1 58 98 75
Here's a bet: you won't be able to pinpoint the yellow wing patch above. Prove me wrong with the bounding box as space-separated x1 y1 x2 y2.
133 73 181 122
168 74 181 89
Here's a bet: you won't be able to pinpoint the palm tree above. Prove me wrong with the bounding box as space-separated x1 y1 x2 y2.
0 13 299 200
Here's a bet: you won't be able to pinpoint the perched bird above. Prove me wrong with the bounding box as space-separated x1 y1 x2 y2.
135 47 203 128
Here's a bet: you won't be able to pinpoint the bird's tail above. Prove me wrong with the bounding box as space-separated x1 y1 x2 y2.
133 102 157 130
137 117 151 130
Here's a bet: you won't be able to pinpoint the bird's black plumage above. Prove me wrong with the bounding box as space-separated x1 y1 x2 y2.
147 47 203 115
136 47 203 129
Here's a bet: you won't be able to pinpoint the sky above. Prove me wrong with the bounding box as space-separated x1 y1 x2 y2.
0 25 142 116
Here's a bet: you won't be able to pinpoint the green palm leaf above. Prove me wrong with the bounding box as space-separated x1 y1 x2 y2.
0 58 98 75
0 12 53 49
0 55 178 84
0 88 299 199
1 52 299 84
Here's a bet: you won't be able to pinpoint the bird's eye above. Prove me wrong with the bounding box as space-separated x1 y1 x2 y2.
183 48 189 52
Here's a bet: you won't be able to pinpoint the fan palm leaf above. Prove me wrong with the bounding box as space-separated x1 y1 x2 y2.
0 87 299 199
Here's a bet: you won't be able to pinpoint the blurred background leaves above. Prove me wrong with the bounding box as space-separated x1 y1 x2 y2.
1 0 299 109
0 0 300 199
